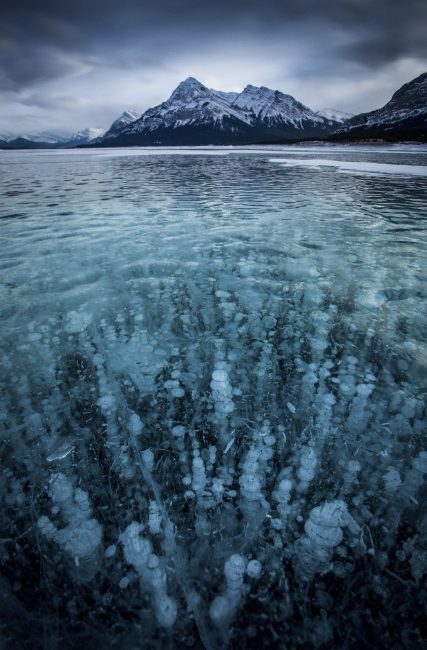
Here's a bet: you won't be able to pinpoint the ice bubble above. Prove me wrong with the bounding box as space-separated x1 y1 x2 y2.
49 473 73 504
210 595 229 625
224 554 247 585
97 393 115 411
171 388 185 398
246 559 262 579
119 522 151 570
356 384 375 397
142 449 154 470
323 393 336 406
347 461 361 474
154 593 177 628
105 544 117 558
164 380 179 389
56 518 102 559
172 425 186 437
129 413 143 436
148 501 162 535
413 451 427 474
37 515 57 539
285 261 320 281
212 369 228 383
383 468 401 492
63 310 93 334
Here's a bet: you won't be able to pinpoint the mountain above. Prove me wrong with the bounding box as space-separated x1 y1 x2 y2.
101 110 140 140
315 108 353 124
22 132 68 144
335 72 427 141
0 135 65 149
0 131 18 142
95 77 340 146
0 132 69 147
231 84 331 129
63 127 106 146
0 127 106 149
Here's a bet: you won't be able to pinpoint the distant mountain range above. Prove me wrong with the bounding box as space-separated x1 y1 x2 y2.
1 72 425 148
0 127 106 149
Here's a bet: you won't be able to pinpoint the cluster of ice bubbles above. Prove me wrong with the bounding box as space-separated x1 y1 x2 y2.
0 257 426 649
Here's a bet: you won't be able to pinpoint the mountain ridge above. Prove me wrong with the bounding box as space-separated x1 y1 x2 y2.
334 72 427 140
97 77 339 146
1 73 426 148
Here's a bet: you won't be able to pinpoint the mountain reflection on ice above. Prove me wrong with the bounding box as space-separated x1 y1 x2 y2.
0 146 426 649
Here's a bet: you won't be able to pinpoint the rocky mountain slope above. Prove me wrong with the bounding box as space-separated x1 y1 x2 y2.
335 72 427 140
101 110 140 139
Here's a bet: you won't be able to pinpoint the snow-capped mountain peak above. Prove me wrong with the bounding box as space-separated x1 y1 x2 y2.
117 109 140 124
166 77 214 106
103 110 140 139
65 127 106 145
232 85 276 114
171 76 206 93
231 84 328 127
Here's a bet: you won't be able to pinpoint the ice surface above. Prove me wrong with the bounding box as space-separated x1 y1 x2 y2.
270 157 427 176
3 142 426 158
0 145 426 648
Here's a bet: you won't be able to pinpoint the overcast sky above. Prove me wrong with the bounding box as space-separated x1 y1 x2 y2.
1 0 426 135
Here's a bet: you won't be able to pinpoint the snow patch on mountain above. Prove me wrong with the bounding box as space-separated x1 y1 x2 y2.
315 109 353 123
66 127 106 145
103 110 141 139
210 89 240 104
231 84 329 127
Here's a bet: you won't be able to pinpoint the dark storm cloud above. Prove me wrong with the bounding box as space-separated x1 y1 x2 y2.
0 0 425 133
2 0 426 88
0 16 93 90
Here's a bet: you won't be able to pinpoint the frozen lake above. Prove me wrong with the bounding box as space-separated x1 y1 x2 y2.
1 145 427 648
